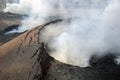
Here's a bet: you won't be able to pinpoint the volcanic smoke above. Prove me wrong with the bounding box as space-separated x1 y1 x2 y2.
4 0 120 67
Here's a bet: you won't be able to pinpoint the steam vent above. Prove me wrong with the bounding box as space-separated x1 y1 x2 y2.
0 0 120 80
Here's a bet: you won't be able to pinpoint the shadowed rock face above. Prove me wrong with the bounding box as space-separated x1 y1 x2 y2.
0 12 120 80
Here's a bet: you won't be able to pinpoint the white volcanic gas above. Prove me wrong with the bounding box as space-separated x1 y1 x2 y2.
4 0 120 67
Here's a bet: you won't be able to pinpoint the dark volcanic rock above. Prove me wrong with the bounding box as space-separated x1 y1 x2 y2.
30 42 54 80
0 12 22 31
0 12 22 45
0 32 21 46
4 24 19 32
89 54 117 67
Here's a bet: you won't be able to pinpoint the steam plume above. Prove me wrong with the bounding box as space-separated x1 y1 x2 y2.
4 0 120 67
